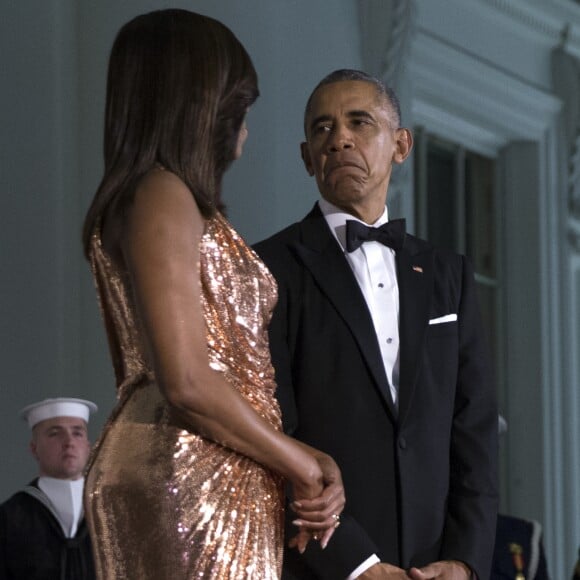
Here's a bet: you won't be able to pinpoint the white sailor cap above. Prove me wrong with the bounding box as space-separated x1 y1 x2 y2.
19 397 98 429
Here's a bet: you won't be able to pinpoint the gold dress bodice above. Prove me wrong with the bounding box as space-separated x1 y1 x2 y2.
85 213 284 579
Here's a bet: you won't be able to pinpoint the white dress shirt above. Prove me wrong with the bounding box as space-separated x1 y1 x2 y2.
319 198 400 407
319 199 401 578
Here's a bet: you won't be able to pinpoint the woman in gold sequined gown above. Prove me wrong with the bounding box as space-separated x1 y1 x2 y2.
81 9 344 580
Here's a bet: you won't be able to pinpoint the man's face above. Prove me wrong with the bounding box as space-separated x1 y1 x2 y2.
30 416 90 480
301 80 412 221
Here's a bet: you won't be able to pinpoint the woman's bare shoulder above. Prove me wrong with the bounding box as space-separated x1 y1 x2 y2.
133 168 199 217
104 168 204 260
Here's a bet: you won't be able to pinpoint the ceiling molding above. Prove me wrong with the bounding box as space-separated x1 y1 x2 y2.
481 0 580 58
482 0 565 37
409 31 562 154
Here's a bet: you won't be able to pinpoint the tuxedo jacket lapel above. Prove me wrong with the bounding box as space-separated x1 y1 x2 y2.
396 240 433 425
293 208 398 420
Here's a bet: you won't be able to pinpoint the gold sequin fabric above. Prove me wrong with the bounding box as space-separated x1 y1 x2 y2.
85 213 284 579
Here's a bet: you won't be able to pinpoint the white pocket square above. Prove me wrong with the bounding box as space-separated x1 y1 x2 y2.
429 314 458 325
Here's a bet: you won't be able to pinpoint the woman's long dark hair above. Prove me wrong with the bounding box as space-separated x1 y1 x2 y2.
82 9 259 256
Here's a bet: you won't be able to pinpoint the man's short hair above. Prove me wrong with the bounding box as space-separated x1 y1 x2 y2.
304 69 402 134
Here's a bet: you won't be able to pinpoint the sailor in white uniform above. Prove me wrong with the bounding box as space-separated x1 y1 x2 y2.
0 397 97 580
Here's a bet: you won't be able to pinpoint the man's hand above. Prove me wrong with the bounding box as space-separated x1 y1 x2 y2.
407 560 471 579
358 562 410 578
287 451 345 552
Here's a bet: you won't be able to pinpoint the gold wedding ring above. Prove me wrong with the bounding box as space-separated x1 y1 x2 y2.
332 513 341 528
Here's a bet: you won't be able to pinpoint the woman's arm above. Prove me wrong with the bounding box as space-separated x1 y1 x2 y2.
118 170 343 537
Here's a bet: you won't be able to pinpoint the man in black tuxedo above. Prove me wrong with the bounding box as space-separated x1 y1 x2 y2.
254 70 498 579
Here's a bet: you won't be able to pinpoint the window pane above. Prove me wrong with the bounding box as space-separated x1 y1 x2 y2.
466 152 496 278
426 141 456 251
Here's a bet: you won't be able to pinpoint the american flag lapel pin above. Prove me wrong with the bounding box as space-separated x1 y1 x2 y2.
412 265 423 273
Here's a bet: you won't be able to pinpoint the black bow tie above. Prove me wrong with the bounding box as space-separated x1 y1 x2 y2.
345 218 406 253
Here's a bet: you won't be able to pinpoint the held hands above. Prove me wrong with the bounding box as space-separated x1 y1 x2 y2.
288 452 345 553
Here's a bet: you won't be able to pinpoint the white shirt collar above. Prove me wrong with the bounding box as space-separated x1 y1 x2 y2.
38 476 85 537
318 198 390 252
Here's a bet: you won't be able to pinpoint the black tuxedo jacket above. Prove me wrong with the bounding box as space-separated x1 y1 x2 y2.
254 204 498 580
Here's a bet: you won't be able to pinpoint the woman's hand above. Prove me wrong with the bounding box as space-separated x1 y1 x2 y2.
287 452 345 552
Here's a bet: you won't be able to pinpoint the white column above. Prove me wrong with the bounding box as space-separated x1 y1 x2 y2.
357 0 417 226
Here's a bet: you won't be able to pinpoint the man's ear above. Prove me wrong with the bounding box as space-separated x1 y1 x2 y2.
300 142 315 176
393 128 413 164
30 440 39 461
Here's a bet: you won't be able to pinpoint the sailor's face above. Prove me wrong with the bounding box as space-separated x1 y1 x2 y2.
30 416 90 480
